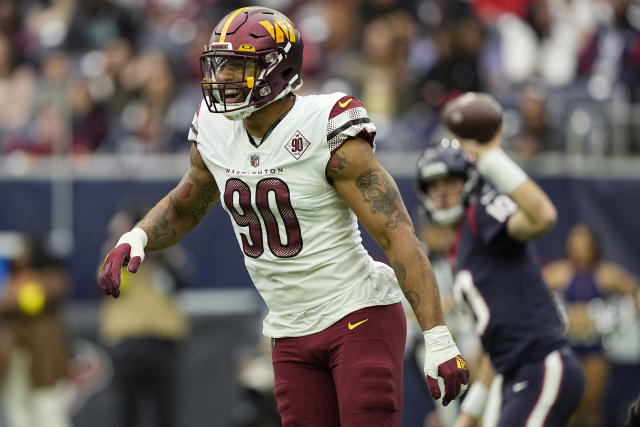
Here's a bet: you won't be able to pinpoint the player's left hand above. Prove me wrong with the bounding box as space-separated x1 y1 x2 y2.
423 325 469 406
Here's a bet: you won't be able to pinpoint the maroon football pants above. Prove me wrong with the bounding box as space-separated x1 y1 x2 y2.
271 302 407 427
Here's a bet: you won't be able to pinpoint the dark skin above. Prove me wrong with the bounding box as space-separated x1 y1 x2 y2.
138 143 220 250
326 139 444 330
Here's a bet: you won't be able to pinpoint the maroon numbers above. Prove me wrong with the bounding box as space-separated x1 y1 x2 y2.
291 137 304 152
224 178 303 258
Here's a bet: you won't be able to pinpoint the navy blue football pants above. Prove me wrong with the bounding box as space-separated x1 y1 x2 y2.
497 347 585 427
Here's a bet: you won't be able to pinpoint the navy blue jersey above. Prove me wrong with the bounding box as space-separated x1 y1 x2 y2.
451 184 566 374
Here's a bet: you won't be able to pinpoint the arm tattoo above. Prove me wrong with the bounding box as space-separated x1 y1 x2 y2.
327 151 347 179
392 261 420 310
143 145 218 248
184 147 220 225
191 179 219 223
149 202 178 245
356 168 409 228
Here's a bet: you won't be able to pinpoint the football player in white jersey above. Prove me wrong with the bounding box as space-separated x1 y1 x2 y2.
98 6 469 425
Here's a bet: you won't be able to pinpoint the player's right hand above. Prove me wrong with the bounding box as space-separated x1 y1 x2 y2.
98 228 148 298
423 325 470 406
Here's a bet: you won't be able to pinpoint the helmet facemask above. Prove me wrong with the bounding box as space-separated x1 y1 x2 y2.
416 143 480 226
200 43 298 120
419 175 468 226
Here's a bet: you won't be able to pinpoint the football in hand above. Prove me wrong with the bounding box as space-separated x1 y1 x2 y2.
442 92 503 144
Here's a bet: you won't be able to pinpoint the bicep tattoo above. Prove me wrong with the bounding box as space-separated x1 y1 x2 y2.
327 150 348 179
189 178 219 224
140 146 219 249
174 152 220 225
356 168 409 228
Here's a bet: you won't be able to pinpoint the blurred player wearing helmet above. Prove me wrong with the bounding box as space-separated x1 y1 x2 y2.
98 6 469 426
416 133 585 426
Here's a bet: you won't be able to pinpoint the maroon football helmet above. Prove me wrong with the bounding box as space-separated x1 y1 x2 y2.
200 6 304 120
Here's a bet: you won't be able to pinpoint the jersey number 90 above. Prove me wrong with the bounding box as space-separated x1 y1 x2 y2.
224 178 303 258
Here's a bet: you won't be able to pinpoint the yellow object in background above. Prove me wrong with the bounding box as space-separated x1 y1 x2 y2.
17 281 46 316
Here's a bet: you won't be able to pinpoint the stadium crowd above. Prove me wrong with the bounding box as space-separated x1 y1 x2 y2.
1 0 639 157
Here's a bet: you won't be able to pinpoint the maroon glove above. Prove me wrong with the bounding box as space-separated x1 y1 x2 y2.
426 355 470 406
423 326 470 406
98 228 147 298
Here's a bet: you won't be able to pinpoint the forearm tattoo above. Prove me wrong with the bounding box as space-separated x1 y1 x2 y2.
149 202 178 245
392 261 420 309
143 146 219 249
356 168 409 228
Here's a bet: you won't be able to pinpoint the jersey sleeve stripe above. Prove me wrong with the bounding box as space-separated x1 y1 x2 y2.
327 117 372 141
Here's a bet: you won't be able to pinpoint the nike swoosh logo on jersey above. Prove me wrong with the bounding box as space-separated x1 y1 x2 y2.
513 381 529 393
348 319 368 330
339 98 353 108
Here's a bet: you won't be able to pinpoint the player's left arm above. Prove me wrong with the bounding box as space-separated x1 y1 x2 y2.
460 131 557 242
328 137 468 405
328 138 441 329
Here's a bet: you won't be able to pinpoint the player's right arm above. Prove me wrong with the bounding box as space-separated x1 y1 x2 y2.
99 143 219 298
137 143 220 249
460 132 557 242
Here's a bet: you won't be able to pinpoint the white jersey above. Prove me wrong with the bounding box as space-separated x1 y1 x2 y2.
188 92 402 337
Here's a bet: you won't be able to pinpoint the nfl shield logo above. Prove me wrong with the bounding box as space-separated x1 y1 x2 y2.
250 154 260 168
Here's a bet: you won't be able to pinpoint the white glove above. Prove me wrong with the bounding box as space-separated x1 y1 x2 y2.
423 325 470 406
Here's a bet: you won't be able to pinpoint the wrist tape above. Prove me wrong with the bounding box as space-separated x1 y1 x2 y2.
476 148 527 194
460 381 489 419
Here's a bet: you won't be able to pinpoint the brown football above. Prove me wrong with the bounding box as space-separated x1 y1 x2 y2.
442 92 503 144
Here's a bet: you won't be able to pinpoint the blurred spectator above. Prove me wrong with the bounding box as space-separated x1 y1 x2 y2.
0 236 72 427
503 82 562 157
101 50 191 153
416 5 486 111
71 78 108 154
577 0 640 153
99 205 189 427
1 0 639 156
66 0 138 51
4 50 71 155
333 11 416 122
543 222 639 427
0 32 36 149
492 0 597 88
